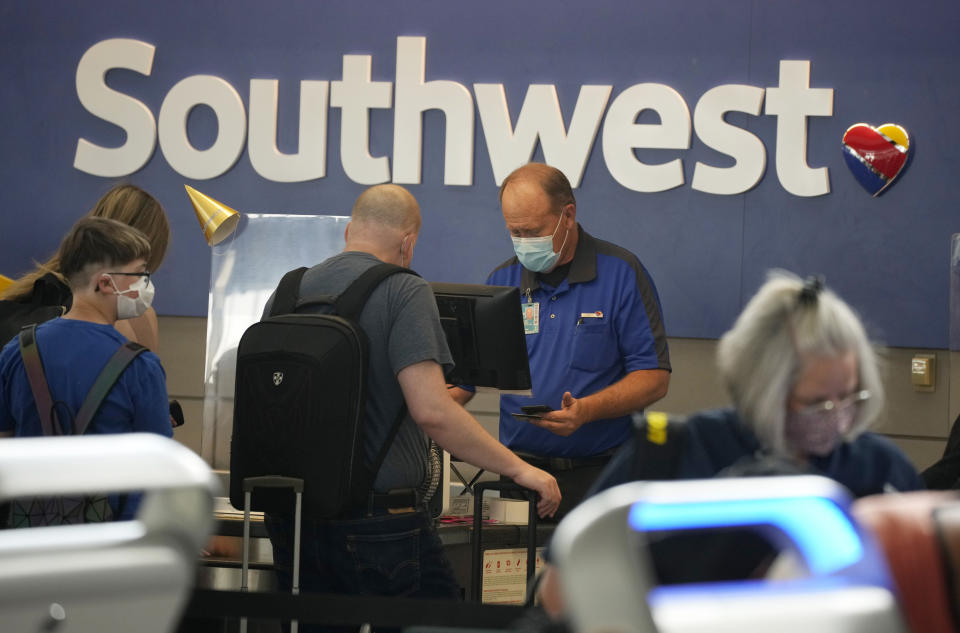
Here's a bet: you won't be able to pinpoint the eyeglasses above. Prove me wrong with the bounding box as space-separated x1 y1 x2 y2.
793 389 871 417
107 271 151 283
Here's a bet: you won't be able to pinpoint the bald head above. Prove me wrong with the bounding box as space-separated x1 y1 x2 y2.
351 184 421 233
344 184 421 266
499 163 575 209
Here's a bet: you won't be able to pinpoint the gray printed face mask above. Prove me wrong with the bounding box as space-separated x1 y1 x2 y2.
784 394 864 457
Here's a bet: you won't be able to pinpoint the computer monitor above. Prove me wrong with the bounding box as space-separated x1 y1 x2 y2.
430 282 531 390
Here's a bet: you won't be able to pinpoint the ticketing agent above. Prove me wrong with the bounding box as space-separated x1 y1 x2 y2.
453 162 671 518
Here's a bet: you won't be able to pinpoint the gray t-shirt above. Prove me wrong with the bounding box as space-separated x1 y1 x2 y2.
263 251 453 492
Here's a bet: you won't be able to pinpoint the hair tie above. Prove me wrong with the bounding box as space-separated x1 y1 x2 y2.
798 275 824 306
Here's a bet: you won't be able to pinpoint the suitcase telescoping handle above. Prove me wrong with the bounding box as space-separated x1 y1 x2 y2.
241 476 304 633
470 481 538 602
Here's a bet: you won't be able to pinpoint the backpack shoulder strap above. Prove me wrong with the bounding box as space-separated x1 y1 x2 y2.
74 341 147 436
631 411 688 481
335 264 420 502
333 264 419 320
268 267 309 317
361 403 410 496
18 324 57 436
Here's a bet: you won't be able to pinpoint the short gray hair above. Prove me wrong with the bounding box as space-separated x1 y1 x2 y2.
716 270 884 454
498 163 576 211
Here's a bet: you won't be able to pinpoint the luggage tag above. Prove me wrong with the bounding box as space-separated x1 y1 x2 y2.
522 302 540 334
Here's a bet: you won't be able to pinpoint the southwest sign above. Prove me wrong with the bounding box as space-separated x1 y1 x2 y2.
75 36 835 197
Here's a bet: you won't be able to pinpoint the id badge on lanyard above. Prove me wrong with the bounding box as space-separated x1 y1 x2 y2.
522 302 540 334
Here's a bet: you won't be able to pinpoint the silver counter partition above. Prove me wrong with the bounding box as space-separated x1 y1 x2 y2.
0 433 218 633
201 213 348 469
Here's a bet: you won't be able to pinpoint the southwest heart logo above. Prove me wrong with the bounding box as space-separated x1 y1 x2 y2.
842 123 910 196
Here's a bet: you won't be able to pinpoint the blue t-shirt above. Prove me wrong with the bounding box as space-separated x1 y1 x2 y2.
0 319 172 519
486 226 671 458
0 318 171 438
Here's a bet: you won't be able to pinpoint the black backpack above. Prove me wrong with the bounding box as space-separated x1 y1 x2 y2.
0 273 71 347
229 263 417 519
7 324 145 526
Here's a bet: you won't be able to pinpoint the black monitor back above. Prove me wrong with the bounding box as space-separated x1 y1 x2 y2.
430 282 531 390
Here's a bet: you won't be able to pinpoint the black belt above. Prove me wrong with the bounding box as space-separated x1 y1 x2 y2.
516 452 613 472
367 488 418 513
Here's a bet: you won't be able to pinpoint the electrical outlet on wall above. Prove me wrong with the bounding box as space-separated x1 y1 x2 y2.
911 354 936 392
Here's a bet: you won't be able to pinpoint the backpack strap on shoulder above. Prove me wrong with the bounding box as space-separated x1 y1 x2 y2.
18 324 58 436
74 341 148 436
333 263 420 507
360 403 411 504
269 267 309 317
333 263 419 321
631 411 688 481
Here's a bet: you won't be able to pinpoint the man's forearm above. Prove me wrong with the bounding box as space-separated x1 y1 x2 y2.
423 403 528 480
401 361 524 479
578 368 670 424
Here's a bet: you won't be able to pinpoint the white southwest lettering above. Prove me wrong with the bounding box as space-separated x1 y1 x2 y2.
475 83 611 188
329 54 393 185
394 36 474 186
157 74 246 180
248 79 329 183
692 84 767 195
602 83 691 193
73 36 834 197
73 39 157 178
764 60 834 197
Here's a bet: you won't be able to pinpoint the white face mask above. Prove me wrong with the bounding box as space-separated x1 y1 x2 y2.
109 274 155 320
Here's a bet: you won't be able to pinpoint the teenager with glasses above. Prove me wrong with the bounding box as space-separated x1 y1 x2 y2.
1 184 169 350
0 217 172 522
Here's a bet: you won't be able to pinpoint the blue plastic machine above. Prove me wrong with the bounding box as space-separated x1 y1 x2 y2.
550 475 908 633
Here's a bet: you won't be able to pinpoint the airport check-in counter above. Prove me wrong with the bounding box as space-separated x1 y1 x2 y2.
197 472 921 633
191 214 915 628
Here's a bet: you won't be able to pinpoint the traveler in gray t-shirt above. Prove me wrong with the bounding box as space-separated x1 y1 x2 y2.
263 184 560 609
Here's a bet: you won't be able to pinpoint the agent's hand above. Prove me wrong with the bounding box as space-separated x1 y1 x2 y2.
514 465 561 518
526 392 585 437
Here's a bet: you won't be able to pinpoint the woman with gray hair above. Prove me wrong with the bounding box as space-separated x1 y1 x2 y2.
534 271 923 614
585 270 923 499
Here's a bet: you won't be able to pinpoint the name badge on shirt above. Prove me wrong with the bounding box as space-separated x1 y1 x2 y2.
522 302 540 334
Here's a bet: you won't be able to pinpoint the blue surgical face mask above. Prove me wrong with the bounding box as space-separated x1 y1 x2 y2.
511 213 569 273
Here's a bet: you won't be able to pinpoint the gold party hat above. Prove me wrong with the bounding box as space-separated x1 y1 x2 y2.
0 274 13 294
184 185 241 246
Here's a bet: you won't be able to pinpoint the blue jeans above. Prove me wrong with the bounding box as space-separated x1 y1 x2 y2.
264 508 461 604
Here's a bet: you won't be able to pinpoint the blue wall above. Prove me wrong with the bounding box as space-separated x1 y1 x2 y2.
1 1 958 348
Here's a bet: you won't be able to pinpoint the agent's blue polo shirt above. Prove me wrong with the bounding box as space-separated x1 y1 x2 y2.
486 226 671 458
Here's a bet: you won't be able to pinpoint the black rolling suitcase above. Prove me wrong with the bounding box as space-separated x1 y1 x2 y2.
240 476 304 633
